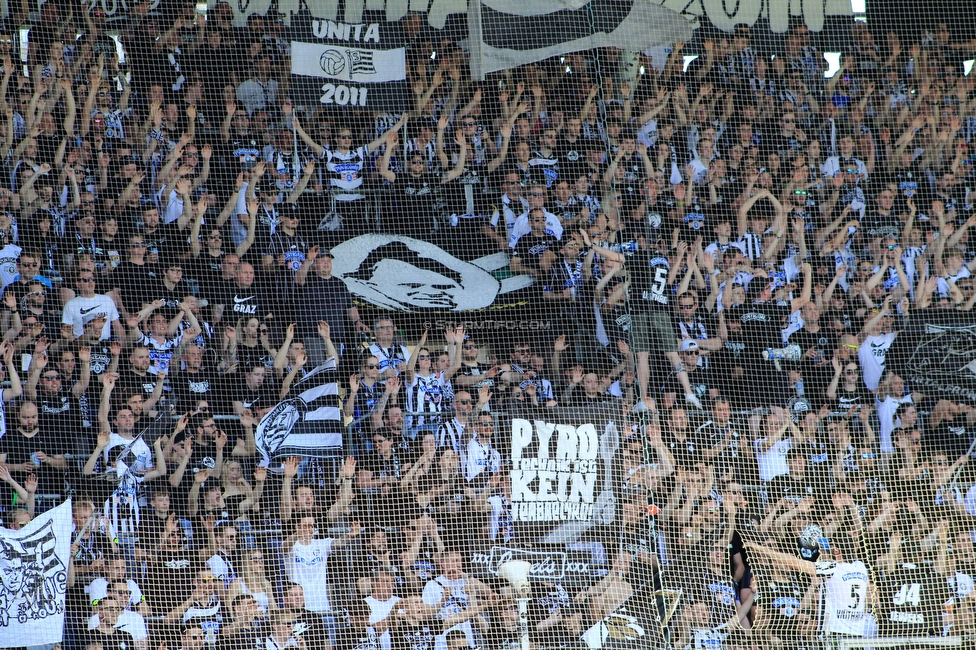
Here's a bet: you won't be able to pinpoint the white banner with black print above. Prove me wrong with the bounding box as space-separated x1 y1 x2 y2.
289 16 409 112
0 499 72 648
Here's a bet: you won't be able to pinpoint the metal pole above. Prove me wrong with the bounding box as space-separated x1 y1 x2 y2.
517 597 530 650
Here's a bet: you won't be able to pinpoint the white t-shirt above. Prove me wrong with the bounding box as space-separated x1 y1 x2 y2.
365 595 401 650
817 560 869 636
62 294 119 339
858 332 897 391
287 537 335 613
206 552 236 583
754 437 791 482
936 267 972 296
0 244 22 291
158 185 185 225
875 394 913 454
422 576 474 650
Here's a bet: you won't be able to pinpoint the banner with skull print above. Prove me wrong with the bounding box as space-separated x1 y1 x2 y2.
0 499 71 647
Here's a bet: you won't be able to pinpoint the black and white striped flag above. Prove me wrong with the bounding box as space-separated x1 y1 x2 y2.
256 358 345 463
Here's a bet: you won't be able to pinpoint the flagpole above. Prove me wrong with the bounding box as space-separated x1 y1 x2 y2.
467 0 485 81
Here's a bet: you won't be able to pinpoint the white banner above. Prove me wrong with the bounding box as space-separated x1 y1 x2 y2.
291 42 406 83
0 499 71 648
510 419 598 522
468 0 694 80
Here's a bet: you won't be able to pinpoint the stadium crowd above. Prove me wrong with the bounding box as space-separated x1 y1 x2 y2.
0 2 974 650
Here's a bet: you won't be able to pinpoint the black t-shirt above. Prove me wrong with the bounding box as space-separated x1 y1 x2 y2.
729 302 793 349
333 626 377 650
787 326 837 364
759 573 808 637
191 253 228 301
832 385 872 410
36 391 85 445
392 173 439 238
296 273 354 344
94 236 124 275
228 379 278 415
222 282 273 321
862 210 903 239
0 428 69 498
145 278 192 317
361 450 403 489
665 431 700 468
278 611 330 650
768 472 824 508
929 420 973 459
627 249 672 312
172 367 223 413
556 136 584 165
119 368 158 399
88 627 138 650
143 550 197 616
140 222 182 262
390 620 437 650
110 260 160 313
661 366 717 404
763 132 804 159
512 233 559 275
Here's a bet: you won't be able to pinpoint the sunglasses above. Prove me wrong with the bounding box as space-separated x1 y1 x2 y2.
364 363 379 369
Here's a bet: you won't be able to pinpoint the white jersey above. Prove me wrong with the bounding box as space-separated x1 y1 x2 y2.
406 371 447 428
0 244 21 291
858 333 896 392
287 537 335 613
817 560 869 636
323 146 369 200
369 343 411 378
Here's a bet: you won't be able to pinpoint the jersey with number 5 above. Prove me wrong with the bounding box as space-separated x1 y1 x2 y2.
816 560 869 636
629 251 671 312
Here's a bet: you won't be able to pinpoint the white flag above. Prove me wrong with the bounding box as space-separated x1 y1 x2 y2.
467 0 694 80
0 499 72 648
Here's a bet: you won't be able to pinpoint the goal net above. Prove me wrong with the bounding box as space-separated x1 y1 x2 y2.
0 1 974 650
